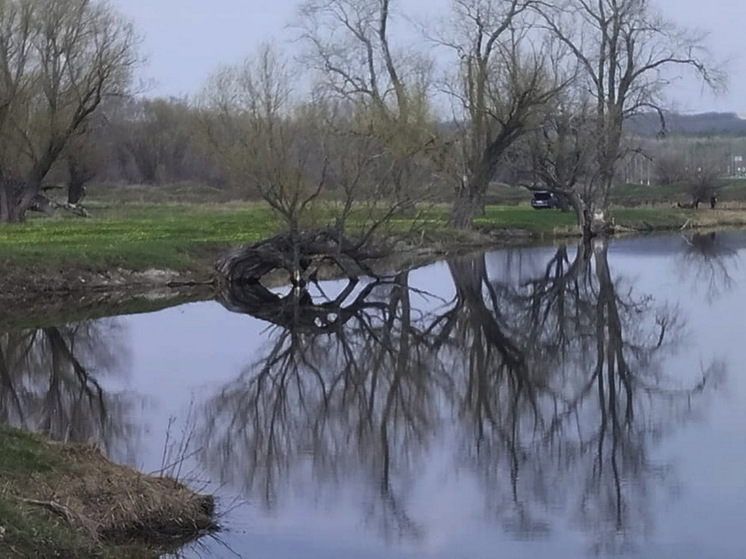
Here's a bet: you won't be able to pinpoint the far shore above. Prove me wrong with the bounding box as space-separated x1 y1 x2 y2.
2 201 746 302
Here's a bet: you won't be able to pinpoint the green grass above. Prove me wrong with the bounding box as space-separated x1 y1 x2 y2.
1 196 578 273
4 179 746 276
0 425 63 474
609 182 689 205
0 203 279 271
609 207 692 227
0 201 716 274
475 206 578 233
487 178 746 207
610 178 746 206
0 497 95 558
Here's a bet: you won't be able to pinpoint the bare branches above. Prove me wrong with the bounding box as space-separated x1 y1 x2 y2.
530 0 723 233
297 0 422 121
434 0 566 226
296 0 442 211
201 241 716 547
0 0 140 221
201 44 317 232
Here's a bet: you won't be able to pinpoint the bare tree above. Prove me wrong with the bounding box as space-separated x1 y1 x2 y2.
202 45 336 281
514 95 597 232
536 0 722 235
205 43 436 285
436 0 566 227
297 0 441 209
0 0 139 222
202 47 314 219
652 145 687 186
684 150 725 208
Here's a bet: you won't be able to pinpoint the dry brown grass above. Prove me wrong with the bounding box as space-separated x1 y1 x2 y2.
2 439 217 552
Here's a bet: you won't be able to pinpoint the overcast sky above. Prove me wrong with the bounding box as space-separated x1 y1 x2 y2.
113 0 746 114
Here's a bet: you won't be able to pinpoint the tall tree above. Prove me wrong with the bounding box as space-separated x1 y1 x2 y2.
535 0 722 234
438 0 566 228
297 0 440 208
514 94 598 235
0 0 139 222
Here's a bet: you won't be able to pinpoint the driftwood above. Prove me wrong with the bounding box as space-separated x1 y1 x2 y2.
216 228 384 285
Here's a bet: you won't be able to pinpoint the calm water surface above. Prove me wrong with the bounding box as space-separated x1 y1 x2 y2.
2 232 746 558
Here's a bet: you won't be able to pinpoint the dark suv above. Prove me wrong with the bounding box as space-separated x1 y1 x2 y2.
530 190 560 209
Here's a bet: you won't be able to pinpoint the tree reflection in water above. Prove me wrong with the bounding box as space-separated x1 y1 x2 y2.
202 241 722 551
677 231 740 302
209 274 438 541
0 319 136 459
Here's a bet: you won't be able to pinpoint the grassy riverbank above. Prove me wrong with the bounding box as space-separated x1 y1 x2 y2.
0 203 277 271
0 425 216 558
2 183 746 287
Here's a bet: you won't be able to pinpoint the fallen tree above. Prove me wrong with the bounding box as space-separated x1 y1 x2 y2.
216 227 384 285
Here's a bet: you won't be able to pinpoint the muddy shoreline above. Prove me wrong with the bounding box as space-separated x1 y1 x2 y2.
0 230 554 305
0 268 215 330
0 222 725 318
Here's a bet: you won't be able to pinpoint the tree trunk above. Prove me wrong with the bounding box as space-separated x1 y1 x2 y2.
0 180 36 223
0 186 8 223
451 173 489 229
68 180 87 205
451 191 483 228
563 191 587 234
67 157 94 205
130 149 159 184
547 189 593 240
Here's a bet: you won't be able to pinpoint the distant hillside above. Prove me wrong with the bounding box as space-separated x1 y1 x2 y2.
627 112 746 137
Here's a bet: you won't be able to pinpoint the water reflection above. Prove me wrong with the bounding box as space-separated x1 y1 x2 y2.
209 272 437 541
202 240 722 552
0 319 137 458
677 232 740 301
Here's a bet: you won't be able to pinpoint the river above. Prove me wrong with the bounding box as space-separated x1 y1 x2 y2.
1 231 745 558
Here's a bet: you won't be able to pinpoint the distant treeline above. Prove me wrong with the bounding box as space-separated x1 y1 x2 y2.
627 112 746 138
45 97 228 190
59 96 746 190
